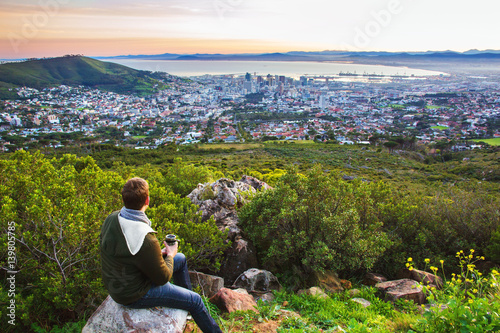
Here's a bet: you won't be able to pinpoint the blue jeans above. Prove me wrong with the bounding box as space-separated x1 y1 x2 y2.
125 253 222 333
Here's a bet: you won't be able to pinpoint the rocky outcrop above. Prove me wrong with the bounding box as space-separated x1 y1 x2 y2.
398 268 443 289
232 269 282 294
376 279 426 304
82 296 187 333
187 176 271 284
189 271 224 298
209 288 258 313
363 272 388 286
239 175 273 191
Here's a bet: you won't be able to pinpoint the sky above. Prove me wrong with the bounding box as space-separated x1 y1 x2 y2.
1 0 499 59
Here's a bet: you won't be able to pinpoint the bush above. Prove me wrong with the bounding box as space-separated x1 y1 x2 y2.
0 151 124 330
238 166 390 287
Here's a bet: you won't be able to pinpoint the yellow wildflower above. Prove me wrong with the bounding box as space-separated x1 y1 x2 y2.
408 257 413 262
425 258 430 264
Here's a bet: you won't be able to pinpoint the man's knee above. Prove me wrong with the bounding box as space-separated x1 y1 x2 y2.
174 253 187 265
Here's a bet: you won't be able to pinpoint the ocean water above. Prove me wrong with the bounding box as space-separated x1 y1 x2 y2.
109 59 445 78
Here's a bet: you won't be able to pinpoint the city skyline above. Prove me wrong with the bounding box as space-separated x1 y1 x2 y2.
1 0 500 59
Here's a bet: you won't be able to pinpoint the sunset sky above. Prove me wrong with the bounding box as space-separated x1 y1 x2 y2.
1 0 499 59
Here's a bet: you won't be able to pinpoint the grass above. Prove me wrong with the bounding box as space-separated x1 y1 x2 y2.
199 143 263 150
473 138 500 146
431 126 448 130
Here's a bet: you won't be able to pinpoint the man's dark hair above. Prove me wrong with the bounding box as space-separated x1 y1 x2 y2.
121 177 149 210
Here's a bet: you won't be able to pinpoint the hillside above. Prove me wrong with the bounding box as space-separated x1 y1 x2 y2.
0 55 165 98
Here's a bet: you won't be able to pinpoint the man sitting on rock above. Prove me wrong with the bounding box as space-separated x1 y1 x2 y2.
100 177 222 333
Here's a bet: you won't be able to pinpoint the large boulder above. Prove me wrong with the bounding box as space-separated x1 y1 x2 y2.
219 238 260 284
363 272 388 286
187 177 272 284
376 279 426 304
239 175 273 191
232 268 282 293
209 288 258 313
189 271 224 299
397 268 443 289
82 296 187 333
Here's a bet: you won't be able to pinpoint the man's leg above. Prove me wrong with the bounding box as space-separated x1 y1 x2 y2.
125 282 222 333
172 253 192 290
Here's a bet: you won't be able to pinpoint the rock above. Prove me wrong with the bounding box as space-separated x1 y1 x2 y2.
351 298 371 308
310 270 344 293
363 273 388 286
219 238 260 284
239 175 273 191
82 296 187 333
397 268 443 289
232 268 282 293
187 177 272 284
209 288 258 313
348 289 361 297
376 279 426 305
340 279 352 290
189 271 224 298
297 287 328 299
254 292 275 303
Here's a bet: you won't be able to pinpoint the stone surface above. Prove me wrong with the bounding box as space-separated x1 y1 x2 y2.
232 268 282 293
239 175 273 191
82 296 187 333
189 271 224 298
220 238 260 284
310 270 344 293
351 298 371 308
187 177 272 284
209 287 258 313
398 268 443 289
297 287 328 298
348 289 361 297
376 279 426 304
254 292 275 303
363 272 388 286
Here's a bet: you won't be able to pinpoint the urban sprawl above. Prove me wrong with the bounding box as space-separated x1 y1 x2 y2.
1 71 499 151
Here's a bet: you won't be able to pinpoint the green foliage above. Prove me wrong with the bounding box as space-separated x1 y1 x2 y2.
239 166 391 287
0 151 230 330
409 251 500 333
486 229 500 262
158 158 220 196
0 151 124 330
377 184 500 275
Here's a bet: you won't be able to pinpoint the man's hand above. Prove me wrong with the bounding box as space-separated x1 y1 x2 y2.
161 241 178 258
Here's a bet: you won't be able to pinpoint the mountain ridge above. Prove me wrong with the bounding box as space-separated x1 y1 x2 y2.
0 55 166 99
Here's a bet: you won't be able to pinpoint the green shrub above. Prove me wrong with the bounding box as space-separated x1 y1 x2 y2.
238 166 390 287
0 151 123 330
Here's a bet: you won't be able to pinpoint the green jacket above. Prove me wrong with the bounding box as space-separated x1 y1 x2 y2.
100 211 174 305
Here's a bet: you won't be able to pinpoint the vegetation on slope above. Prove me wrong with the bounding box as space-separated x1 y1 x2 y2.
0 145 498 332
0 55 165 98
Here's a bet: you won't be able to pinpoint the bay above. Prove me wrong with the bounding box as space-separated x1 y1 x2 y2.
109 59 445 78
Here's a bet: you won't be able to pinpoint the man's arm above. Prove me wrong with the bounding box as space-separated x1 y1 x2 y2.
134 233 174 285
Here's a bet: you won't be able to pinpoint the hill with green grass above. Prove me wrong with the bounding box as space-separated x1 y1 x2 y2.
0 55 165 98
